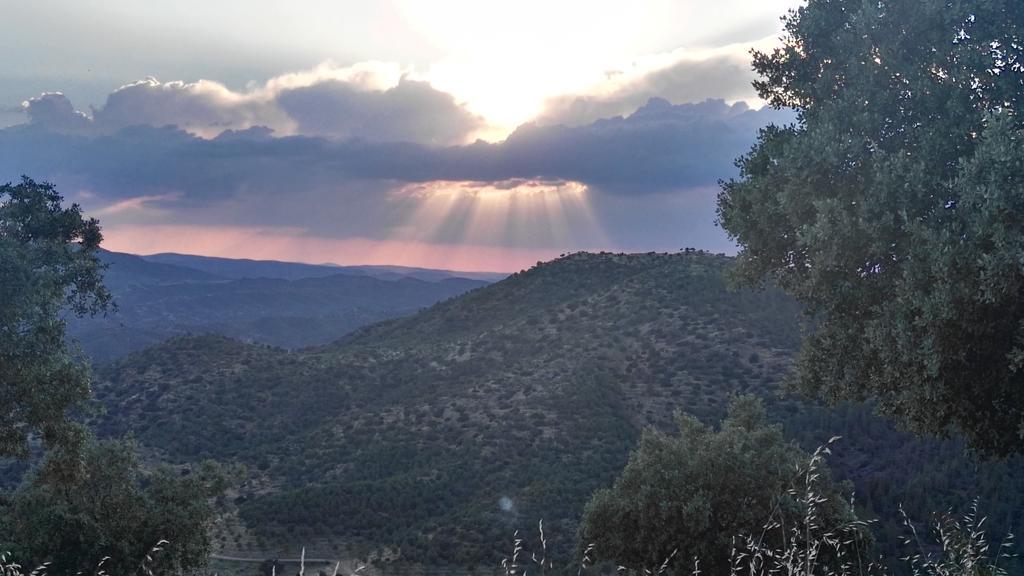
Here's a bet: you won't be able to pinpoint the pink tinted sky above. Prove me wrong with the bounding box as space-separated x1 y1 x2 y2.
101 224 576 272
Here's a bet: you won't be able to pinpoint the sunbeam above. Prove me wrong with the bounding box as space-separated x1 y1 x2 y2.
391 179 609 253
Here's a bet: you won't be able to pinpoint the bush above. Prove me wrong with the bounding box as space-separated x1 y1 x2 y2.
577 396 859 575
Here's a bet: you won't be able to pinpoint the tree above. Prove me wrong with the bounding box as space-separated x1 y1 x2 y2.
0 439 228 576
0 177 111 459
577 396 857 575
0 178 228 573
717 0 1024 455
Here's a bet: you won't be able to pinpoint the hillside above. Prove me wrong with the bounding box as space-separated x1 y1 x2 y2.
91 251 1024 570
69 251 490 360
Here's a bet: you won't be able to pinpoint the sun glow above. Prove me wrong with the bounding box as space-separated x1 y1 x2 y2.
97 179 612 272
390 179 607 251
395 0 657 131
392 0 801 134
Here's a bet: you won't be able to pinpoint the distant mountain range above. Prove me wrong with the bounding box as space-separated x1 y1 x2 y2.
69 250 496 360
91 251 1024 571
138 252 508 283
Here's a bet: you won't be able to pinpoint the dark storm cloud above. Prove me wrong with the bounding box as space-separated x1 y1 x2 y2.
1 96 792 203
1 97 790 201
476 98 792 194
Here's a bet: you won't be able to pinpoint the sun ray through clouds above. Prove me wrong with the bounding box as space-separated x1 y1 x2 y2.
390 179 609 255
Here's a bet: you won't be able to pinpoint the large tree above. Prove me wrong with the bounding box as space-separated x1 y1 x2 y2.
0 178 226 574
577 396 859 575
717 0 1024 455
0 176 111 459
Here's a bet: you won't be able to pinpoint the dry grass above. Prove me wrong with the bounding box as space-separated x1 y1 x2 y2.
0 541 169 576
504 439 1017 576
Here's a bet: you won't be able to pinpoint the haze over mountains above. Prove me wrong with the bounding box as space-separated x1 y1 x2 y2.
70 250 495 360
89 251 1024 571
136 252 507 283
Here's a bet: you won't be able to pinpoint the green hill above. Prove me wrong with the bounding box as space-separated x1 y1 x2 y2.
71 251 490 360
90 251 1023 570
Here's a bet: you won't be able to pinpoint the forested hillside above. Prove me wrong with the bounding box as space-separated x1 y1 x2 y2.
91 251 1024 570
69 251 489 360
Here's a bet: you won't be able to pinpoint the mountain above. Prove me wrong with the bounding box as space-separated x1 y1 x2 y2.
142 252 508 282
97 249 226 287
69 251 490 360
137 252 369 281
90 251 1024 571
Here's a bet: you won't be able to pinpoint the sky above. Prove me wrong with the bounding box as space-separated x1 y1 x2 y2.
1 0 801 271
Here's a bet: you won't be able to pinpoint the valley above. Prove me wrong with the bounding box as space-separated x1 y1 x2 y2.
87 251 1024 571
70 251 492 360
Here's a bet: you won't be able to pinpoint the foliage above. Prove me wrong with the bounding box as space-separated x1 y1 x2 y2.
717 0 1024 455
87 252 1024 570
577 396 859 575
0 176 111 459
90 251 801 563
0 438 227 576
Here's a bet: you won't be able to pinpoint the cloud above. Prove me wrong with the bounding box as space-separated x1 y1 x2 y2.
485 98 792 194
17 63 484 145
277 78 483 145
537 56 756 127
533 42 780 127
0 94 791 262
90 78 287 137
91 192 181 216
22 93 92 133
